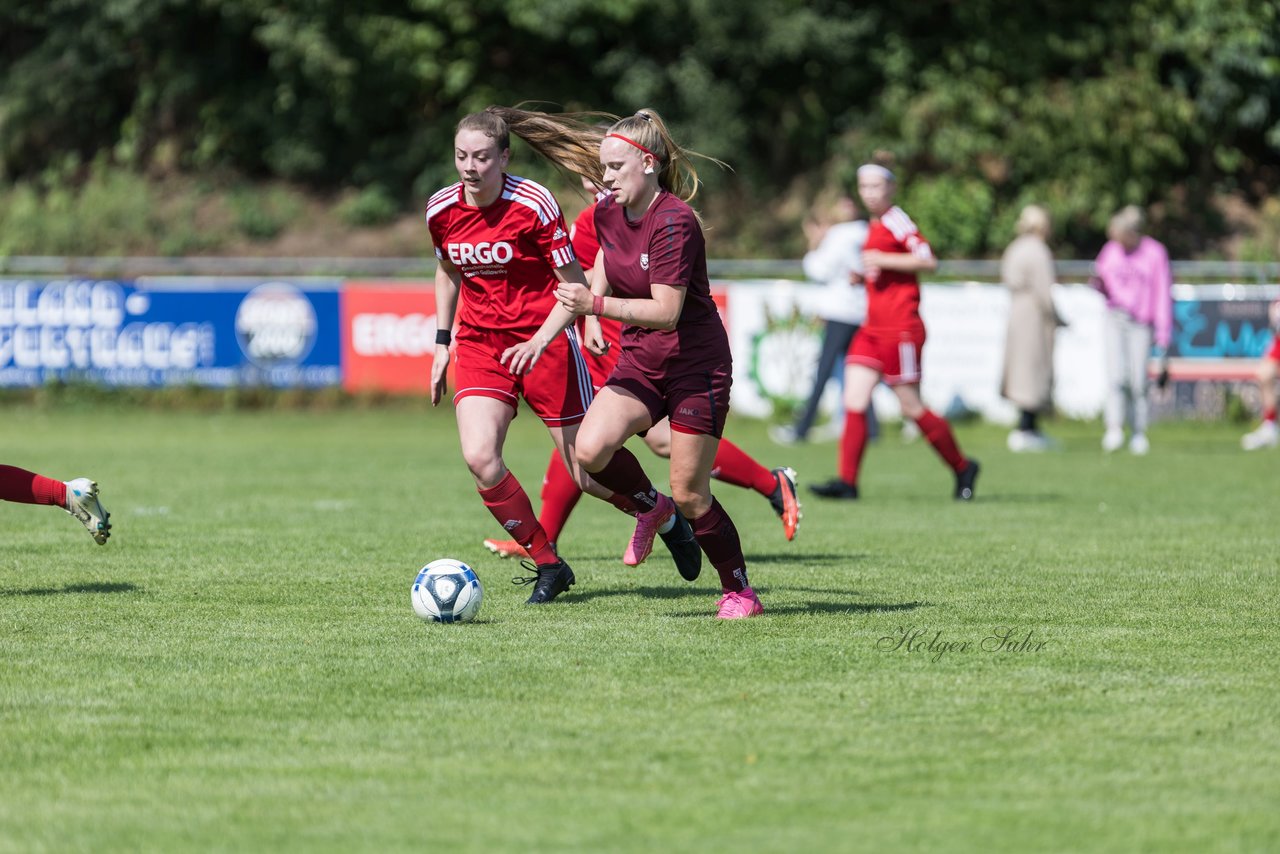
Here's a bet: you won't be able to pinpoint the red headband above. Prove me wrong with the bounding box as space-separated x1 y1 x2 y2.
606 132 659 161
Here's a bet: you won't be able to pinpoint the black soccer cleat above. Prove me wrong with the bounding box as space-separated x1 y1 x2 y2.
658 512 702 581
513 558 576 604
954 458 980 501
808 478 859 500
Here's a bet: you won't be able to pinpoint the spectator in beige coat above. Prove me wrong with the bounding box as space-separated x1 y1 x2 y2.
1001 205 1064 452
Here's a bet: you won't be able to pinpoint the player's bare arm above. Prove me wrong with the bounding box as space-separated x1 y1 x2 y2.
431 258 463 406
863 248 937 275
502 260 588 376
581 261 610 356
559 279 686 332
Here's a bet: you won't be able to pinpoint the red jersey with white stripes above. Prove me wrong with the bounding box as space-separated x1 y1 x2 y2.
864 205 933 333
426 174 576 340
570 200 623 385
570 197 602 268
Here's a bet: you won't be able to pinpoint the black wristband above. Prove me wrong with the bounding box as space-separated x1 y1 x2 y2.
435 329 451 346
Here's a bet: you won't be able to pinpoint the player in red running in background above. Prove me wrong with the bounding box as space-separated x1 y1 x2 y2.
809 163 980 501
1241 298 1280 451
501 107 766 619
428 108 698 606
1 465 111 544
482 176 800 562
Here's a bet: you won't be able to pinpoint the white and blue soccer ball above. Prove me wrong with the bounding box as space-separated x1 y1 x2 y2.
412 558 483 623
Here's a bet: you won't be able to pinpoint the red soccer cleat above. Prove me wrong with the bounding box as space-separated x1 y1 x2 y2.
767 467 801 541
483 538 530 560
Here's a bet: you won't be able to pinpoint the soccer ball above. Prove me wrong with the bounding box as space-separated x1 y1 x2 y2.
411 559 483 623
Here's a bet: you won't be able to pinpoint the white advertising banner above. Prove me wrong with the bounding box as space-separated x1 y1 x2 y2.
723 280 1109 422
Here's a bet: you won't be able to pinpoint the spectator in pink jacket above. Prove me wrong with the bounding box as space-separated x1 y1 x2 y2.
1092 205 1172 455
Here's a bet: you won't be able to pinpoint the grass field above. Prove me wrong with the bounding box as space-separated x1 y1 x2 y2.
2 404 1277 852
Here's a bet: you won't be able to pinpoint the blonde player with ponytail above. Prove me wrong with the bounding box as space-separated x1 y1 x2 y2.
503 107 764 619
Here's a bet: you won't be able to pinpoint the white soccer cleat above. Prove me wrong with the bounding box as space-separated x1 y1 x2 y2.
1129 434 1150 455
1101 428 1125 453
64 478 111 545
1242 420 1279 451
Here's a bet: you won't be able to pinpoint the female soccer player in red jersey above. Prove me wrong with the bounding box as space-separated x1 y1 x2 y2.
809 164 980 501
502 107 765 619
0 465 110 544
1240 299 1280 450
482 179 801 561
428 109 697 605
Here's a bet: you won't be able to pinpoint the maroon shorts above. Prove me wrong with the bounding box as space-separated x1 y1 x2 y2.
847 328 926 386
453 328 592 426
602 350 731 438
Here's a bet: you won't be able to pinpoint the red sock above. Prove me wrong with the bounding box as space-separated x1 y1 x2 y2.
539 451 583 543
1265 407 1277 423
0 466 66 506
838 411 868 485
477 472 558 565
589 448 657 515
915 410 967 473
690 497 749 593
709 439 777 496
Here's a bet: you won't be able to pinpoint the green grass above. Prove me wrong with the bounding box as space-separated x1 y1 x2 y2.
1 407 1277 852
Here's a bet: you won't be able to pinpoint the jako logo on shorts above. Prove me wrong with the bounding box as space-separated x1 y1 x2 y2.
448 242 514 265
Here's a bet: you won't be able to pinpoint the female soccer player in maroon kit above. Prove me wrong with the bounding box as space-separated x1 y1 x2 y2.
503 108 765 619
482 180 801 561
809 164 980 501
428 109 697 605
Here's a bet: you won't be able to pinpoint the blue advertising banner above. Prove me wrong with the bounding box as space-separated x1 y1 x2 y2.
0 278 342 387
1169 295 1276 359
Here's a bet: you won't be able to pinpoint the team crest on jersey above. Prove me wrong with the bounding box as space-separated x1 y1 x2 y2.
640 253 649 270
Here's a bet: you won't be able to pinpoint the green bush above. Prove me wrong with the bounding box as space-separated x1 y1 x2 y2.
229 186 302 242
900 175 995 258
0 165 161 255
337 185 401 227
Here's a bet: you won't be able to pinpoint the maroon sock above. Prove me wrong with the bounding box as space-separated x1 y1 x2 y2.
690 497 750 593
589 448 658 514
1265 407 1277 423
915 410 967 472
0 466 66 506
477 471 558 565
539 451 583 543
838 411 868 485
709 439 777 496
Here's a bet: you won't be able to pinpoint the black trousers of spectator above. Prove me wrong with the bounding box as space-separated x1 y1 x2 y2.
792 319 877 440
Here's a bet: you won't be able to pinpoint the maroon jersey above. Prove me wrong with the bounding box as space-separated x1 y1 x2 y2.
426 174 576 342
863 205 933 334
594 191 728 375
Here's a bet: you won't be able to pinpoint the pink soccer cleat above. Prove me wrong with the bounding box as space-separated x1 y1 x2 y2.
716 587 763 619
622 493 676 567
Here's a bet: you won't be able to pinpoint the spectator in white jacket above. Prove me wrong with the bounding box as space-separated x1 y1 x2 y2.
771 195 878 444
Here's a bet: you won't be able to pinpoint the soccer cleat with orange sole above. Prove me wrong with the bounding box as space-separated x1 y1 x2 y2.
767 466 801 541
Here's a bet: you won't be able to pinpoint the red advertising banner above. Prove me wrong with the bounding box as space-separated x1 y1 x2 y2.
341 282 438 394
340 281 730 395
711 283 729 335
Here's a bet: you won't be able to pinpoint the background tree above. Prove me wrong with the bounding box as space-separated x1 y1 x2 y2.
1 0 1276 257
